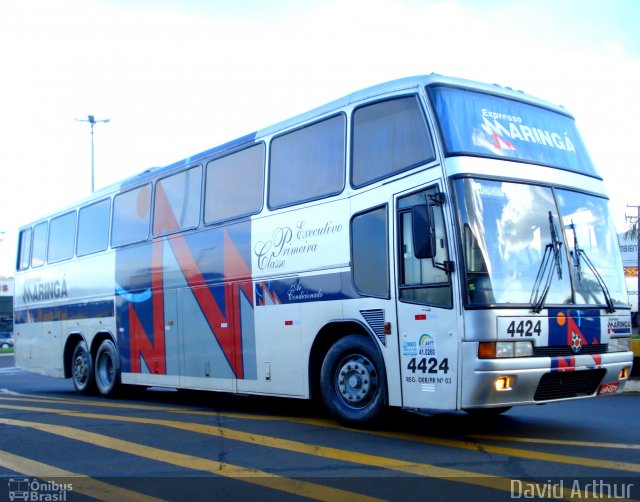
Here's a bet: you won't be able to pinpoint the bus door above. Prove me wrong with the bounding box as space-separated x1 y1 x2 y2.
395 184 459 410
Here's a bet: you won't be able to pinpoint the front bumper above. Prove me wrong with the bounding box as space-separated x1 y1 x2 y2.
460 342 633 409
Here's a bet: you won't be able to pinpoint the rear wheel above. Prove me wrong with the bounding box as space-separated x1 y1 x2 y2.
72 340 95 394
320 335 386 425
95 339 121 397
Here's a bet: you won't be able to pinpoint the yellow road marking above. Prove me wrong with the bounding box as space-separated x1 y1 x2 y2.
0 449 165 502
467 434 640 450
174 412 640 474
349 428 640 473
0 403 573 498
2 401 635 501
0 394 188 412
0 416 382 502
2 394 640 473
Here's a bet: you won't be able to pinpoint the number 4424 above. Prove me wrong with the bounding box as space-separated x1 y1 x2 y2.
406 357 449 374
507 319 541 337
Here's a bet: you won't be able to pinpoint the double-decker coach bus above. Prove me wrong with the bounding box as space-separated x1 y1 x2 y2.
14 74 633 424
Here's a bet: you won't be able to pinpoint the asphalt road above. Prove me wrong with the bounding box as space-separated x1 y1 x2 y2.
1 353 639 501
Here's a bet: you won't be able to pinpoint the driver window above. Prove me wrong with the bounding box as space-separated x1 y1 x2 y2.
398 186 452 308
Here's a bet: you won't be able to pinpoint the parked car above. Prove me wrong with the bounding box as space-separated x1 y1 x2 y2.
0 332 13 349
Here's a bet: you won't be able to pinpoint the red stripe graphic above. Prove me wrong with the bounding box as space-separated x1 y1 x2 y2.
127 181 253 379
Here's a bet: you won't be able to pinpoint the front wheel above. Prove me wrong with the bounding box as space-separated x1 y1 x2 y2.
320 335 386 425
72 340 95 394
95 339 121 397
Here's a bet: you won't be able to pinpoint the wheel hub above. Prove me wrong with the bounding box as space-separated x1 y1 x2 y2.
337 356 376 405
74 355 88 382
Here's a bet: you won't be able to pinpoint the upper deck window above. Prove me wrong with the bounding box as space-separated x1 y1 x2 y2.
154 166 202 236
352 95 435 188
269 114 345 209
428 86 598 177
112 185 151 247
17 228 32 271
205 144 264 223
77 199 111 256
31 222 47 268
48 211 76 263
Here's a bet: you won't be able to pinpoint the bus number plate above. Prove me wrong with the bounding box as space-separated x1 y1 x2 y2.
506 319 541 337
497 317 546 340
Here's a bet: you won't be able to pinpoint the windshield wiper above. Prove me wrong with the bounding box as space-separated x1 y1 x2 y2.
530 211 564 313
570 221 616 313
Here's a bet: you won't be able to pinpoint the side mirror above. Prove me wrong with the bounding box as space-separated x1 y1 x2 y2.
412 204 436 259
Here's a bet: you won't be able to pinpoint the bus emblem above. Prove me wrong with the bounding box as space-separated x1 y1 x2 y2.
570 331 583 354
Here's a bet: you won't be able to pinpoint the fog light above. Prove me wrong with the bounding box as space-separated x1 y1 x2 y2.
495 376 512 391
619 367 630 380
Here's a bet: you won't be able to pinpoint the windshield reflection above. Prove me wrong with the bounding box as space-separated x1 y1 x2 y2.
557 189 626 309
454 178 626 309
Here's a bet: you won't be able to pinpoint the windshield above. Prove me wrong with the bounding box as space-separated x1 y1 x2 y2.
454 178 627 309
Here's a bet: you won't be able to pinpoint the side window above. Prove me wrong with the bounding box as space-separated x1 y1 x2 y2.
154 166 202 236
398 186 452 307
351 205 389 298
48 211 76 263
111 184 151 247
17 228 32 271
205 144 264 224
269 114 345 209
352 95 435 188
77 199 111 256
31 222 48 268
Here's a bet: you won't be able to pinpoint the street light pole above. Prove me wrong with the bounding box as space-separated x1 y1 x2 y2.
75 114 110 192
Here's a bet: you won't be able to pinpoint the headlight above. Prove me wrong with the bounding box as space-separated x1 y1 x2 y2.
608 337 630 352
479 341 533 359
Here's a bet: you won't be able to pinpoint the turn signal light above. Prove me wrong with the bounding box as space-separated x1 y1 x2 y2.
478 342 496 359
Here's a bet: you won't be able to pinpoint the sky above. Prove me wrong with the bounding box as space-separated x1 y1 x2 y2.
0 0 639 277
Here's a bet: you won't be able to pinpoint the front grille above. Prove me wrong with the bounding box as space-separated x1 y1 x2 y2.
534 369 606 401
533 344 608 357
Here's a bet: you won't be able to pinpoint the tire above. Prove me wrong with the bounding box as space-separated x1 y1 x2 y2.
95 339 121 397
320 335 387 425
72 340 95 394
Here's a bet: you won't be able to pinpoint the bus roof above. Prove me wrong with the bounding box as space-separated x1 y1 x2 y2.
21 73 574 226
114 73 571 191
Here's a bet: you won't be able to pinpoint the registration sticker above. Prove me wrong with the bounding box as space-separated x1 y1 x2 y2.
598 382 619 395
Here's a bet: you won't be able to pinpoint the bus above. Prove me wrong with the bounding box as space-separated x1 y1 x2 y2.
14 74 633 424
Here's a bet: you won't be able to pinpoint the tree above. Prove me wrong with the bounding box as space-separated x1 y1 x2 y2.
626 218 638 242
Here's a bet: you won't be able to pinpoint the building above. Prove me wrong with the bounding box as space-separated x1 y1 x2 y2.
619 233 638 327
0 277 13 332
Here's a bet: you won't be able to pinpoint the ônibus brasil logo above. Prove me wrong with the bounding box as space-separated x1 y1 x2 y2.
8 478 73 501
